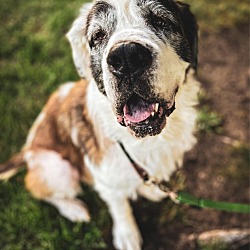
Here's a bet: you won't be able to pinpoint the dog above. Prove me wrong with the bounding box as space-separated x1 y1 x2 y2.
0 1 200 249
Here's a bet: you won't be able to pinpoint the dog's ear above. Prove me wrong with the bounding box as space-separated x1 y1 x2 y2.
66 3 93 79
176 1 198 70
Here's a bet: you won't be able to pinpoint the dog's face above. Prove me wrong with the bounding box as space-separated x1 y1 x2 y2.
67 0 198 138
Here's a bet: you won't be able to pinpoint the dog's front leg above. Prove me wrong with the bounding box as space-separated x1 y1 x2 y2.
100 192 142 250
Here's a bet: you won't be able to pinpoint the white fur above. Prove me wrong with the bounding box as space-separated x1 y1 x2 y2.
46 198 90 222
0 2 200 249
23 111 46 150
58 82 75 99
84 70 200 250
25 150 81 198
65 2 200 248
66 3 93 79
73 1 190 110
68 0 188 107
25 149 90 222
58 1 199 249
71 126 80 147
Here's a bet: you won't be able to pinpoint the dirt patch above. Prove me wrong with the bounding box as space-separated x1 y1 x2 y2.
185 24 249 210
133 24 250 250
198 25 249 141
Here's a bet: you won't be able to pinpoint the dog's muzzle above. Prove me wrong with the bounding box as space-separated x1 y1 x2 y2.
107 42 153 79
106 42 176 137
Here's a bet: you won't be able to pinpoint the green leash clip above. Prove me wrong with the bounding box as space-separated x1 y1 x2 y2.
177 191 250 214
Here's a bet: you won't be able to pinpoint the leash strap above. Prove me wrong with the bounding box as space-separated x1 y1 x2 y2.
119 142 149 181
177 191 250 214
149 178 250 213
119 142 250 214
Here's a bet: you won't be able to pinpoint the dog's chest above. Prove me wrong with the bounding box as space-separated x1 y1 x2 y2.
122 137 178 182
86 84 179 176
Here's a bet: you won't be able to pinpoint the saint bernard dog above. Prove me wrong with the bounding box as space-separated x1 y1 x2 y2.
0 0 200 249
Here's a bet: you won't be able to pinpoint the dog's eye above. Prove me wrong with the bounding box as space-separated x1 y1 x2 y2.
151 15 168 28
148 11 169 29
90 30 107 48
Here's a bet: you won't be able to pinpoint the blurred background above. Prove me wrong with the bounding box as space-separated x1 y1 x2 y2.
0 0 249 249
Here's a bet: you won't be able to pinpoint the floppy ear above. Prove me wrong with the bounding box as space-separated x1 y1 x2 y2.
176 1 198 70
66 3 93 79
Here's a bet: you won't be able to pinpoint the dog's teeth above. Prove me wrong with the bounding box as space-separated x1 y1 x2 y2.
155 103 159 113
151 112 155 117
145 120 149 124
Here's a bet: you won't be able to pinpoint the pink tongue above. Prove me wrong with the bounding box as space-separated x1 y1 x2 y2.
123 98 155 123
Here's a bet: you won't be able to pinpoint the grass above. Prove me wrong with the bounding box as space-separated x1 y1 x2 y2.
184 0 250 31
197 105 223 134
0 0 249 249
0 1 110 249
0 172 109 250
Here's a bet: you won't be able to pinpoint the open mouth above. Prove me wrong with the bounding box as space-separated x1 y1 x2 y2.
117 93 175 137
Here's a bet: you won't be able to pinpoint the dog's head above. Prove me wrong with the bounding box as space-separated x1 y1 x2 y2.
67 0 198 138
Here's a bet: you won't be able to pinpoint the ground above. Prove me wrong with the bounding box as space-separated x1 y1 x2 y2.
0 1 249 250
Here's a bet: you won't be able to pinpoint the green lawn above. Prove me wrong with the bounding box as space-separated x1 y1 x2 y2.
0 0 249 249
184 0 249 31
0 1 110 249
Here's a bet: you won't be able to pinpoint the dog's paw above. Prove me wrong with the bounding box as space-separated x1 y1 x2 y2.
59 199 91 222
113 224 142 250
47 198 91 222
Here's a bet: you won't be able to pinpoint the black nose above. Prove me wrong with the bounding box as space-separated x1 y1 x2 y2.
107 42 152 78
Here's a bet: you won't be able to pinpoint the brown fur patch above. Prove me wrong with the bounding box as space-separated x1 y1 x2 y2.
26 79 108 184
25 167 53 199
0 152 25 174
